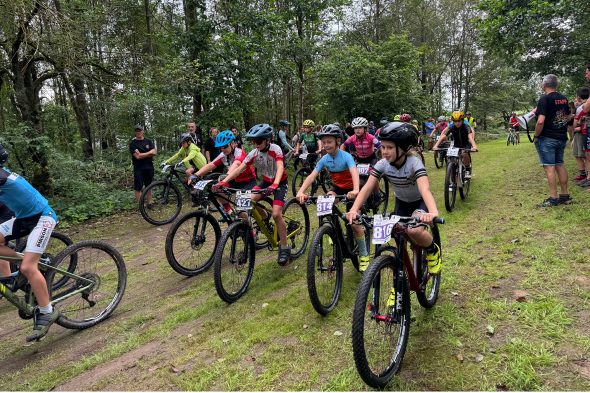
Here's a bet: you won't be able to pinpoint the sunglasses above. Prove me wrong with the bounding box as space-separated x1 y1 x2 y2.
220 144 231 149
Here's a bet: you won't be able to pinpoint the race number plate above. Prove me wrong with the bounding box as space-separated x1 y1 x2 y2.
371 214 400 244
316 195 335 216
236 190 253 210
161 164 171 173
193 180 213 190
446 147 460 157
357 164 370 176
299 153 309 161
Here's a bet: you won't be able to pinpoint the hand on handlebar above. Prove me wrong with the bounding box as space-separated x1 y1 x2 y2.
265 183 278 195
346 190 359 200
345 210 359 225
417 212 438 225
212 180 229 192
296 192 308 204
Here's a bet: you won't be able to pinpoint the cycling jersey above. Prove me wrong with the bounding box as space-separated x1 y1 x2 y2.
314 150 356 190
0 168 54 219
211 147 256 183
275 130 293 152
343 133 381 159
370 156 426 203
243 143 288 183
509 116 518 127
165 143 207 169
300 132 318 152
448 123 471 148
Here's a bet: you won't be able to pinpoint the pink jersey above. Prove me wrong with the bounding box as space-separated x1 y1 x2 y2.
343 133 380 159
212 147 256 182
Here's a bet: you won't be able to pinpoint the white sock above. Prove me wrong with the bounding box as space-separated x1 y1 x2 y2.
38 304 53 314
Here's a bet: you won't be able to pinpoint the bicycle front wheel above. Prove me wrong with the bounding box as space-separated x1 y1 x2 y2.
352 255 410 389
139 181 183 225
307 224 343 315
213 221 255 303
282 198 310 258
434 150 443 169
444 163 457 212
415 225 442 308
48 240 127 329
165 211 221 276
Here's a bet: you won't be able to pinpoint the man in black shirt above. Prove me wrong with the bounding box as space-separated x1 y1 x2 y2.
534 74 572 207
203 127 223 174
129 124 157 203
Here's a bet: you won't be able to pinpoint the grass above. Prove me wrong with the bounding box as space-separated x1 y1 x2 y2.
1 137 590 390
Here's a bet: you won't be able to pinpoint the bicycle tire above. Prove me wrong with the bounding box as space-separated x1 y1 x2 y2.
291 167 317 197
434 150 443 169
165 211 221 276
48 240 127 329
415 225 442 308
139 181 182 225
459 167 470 200
507 134 511 146
444 163 457 212
319 169 332 194
352 255 410 388
253 197 274 250
306 224 343 315
282 197 310 259
375 177 389 215
213 221 255 303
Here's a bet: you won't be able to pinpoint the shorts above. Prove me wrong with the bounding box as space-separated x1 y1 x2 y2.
356 154 378 165
133 167 155 191
253 180 288 207
0 208 57 254
534 136 566 166
572 132 585 157
331 186 354 210
585 133 590 153
229 179 256 190
393 198 428 218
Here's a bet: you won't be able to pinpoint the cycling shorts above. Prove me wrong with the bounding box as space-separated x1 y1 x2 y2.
330 186 354 211
356 153 378 165
393 198 427 218
0 209 57 254
253 180 288 207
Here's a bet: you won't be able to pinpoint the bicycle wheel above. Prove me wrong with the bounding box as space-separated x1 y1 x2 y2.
319 169 332 194
282 197 310 258
292 167 317 197
307 224 343 315
213 221 255 303
507 134 511 146
252 197 273 250
434 150 443 169
139 181 182 225
47 240 127 329
370 176 389 215
415 225 442 309
352 255 410 388
459 167 470 200
444 163 457 212
165 211 221 276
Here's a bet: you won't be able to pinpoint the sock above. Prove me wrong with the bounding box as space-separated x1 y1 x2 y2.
425 242 438 254
356 237 368 257
38 304 53 314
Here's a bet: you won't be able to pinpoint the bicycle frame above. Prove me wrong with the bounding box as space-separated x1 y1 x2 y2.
312 198 358 259
250 202 302 249
162 165 191 192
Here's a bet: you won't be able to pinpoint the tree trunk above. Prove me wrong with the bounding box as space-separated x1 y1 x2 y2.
62 74 94 158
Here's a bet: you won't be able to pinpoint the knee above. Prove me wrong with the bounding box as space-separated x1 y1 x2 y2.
19 262 37 277
272 208 283 221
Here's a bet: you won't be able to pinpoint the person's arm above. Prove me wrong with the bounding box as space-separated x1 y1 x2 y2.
195 162 216 177
416 176 438 225
315 138 321 154
432 128 449 149
273 159 285 186
468 130 477 151
534 114 545 138
295 170 320 203
346 175 379 223
136 147 157 159
583 100 590 114
346 166 361 200
279 131 293 151
164 148 182 165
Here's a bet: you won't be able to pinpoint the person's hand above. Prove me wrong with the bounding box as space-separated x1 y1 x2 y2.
296 192 308 204
265 183 279 195
345 210 359 225
212 181 229 192
160 162 167 169
471 145 478 152
174 162 183 169
347 190 359 200
418 212 437 225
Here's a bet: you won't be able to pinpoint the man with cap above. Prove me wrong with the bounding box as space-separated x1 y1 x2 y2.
129 124 157 203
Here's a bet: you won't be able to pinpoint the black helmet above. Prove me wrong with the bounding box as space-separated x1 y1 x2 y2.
179 133 192 144
245 123 273 139
379 117 389 126
0 143 7 165
377 122 418 152
317 124 342 139
279 119 290 126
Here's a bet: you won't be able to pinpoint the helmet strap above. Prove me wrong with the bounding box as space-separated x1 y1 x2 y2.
260 140 271 152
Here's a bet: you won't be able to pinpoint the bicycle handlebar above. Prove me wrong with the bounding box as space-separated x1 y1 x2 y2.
303 195 349 204
433 147 477 152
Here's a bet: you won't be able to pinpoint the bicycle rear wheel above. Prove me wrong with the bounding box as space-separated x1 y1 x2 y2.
282 198 310 258
444 163 457 212
213 221 255 303
165 211 221 276
415 224 442 308
139 181 182 225
307 224 343 315
292 167 317 197
48 240 127 329
352 255 410 388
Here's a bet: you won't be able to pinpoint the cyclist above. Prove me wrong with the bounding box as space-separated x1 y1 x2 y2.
162 133 207 178
275 120 294 155
0 144 60 341
432 111 478 178
345 122 441 275
195 130 256 217
295 124 369 269
214 124 291 265
374 117 388 136
509 112 520 143
341 117 381 164
295 119 321 156
465 111 477 131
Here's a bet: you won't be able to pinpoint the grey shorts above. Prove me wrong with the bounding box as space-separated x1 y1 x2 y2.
572 132 585 157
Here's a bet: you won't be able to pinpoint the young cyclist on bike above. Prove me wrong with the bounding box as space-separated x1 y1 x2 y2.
509 112 521 143
214 124 291 265
0 144 60 341
432 111 478 178
341 117 381 164
162 133 207 178
295 124 370 268
195 130 257 216
295 119 321 156
345 122 441 275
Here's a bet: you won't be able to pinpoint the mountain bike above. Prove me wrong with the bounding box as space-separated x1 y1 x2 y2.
351 214 444 388
139 163 221 225
435 147 476 212
355 161 389 215
0 240 126 334
212 188 310 303
291 153 332 197
433 136 449 169
164 179 273 277
507 127 520 146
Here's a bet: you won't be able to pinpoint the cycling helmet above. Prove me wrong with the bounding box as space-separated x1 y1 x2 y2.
302 119 315 128
411 119 419 126
465 111 472 116
351 117 369 128
245 123 273 139
333 122 342 128
400 113 412 123
0 143 7 165
377 122 418 152
437 115 446 122
393 114 401 121
179 133 192 144
317 124 343 139
379 117 389 126
450 111 464 122
279 119 290 126
215 130 236 147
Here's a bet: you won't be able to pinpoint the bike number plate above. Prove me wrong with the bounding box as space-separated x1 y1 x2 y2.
447 147 460 157
371 214 399 244
357 164 370 176
299 153 308 161
316 195 335 216
161 164 171 173
193 180 213 190
236 191 253 210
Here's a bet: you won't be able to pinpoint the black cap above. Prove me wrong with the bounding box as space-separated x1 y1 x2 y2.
134 124 144 131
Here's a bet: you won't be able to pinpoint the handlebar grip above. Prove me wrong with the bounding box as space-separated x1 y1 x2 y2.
434 217 445 225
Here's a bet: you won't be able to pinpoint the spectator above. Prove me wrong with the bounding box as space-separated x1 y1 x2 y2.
573 87 589 187
129 124 157 203
533 74 572 207
368 121 376 135
204 127 224 174
276 120 294 155
424 117 436 150
187 122 203 149
230 125 243 148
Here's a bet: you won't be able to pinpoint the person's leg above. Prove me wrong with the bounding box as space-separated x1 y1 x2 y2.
543 165 558 198
0 218 18 278
272 205 288 247
143 168 154 204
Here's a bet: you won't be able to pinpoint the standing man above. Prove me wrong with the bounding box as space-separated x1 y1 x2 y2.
187 122 203 149
203 127 223 174
424 117 435 150
533 74 572 207
129 124 157 203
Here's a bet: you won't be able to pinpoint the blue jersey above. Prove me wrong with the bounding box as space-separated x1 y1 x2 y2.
314 150 356 189
0 168 52 219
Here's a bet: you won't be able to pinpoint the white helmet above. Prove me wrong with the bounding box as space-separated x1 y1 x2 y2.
437 116 446 122
351 117 368 128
